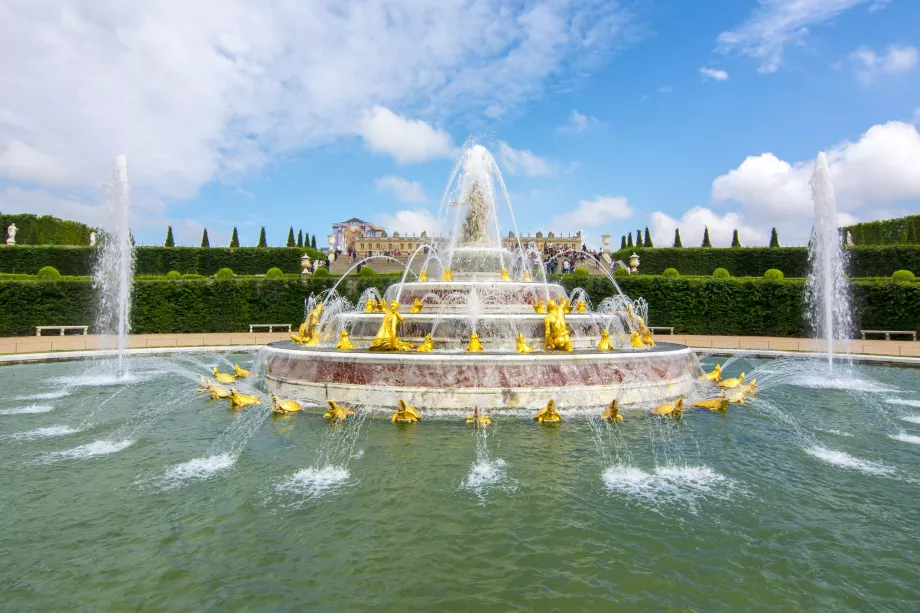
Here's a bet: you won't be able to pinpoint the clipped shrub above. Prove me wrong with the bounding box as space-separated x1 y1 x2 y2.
891 269 916 282
181 273 205 279
573 267 590 277
166 270 181 280
613 267 629 278
359 266 377 277
313 267 330 277
712 267 730 279
662 268 679 278
215 267 235 280
37 266 61 280
764 269 784 281
265 267 284 279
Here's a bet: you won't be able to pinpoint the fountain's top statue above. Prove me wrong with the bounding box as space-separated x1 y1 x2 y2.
458 181 491 245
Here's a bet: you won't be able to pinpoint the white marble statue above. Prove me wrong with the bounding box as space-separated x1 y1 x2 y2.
5 223 17 245
89 231 96 246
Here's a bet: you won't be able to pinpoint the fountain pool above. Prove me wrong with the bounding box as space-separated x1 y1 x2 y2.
1 353 919 610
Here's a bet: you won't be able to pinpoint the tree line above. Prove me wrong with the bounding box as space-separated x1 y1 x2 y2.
620 227 781 249
164 226 319 249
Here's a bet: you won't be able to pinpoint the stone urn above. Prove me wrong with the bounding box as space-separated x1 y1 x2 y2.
601 234 611 253
629 252 640 273
300 254 312 276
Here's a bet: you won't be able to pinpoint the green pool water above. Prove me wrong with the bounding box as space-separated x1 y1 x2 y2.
1 354 918 611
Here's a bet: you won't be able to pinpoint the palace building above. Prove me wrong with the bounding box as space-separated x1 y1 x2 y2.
503 231 583 251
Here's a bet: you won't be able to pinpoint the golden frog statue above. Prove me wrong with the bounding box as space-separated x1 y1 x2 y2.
629 332 644 348
292 303 324 345
466 406 491 428
523 270 532 282
441 268 453 282
324 400 356 422
228 387 260 408
364 299 375 313
336 329 356 350
692 394 728 411
416 334 434 352
466 332 484 352
535 399 561 425
516 333 533 353
500 268 511 281
728 379 758 404
602 399 623 422
409 298 423 313
717 372 745 389
533 300 547 314
233 364 249 378
392 399 421 424
597 330 614 351
374 299 387 313
562 299 573 313
641 329 655 347
368 301 414 351
419 269 428 282
652 398 684 417
699 363 722 381
203 379 230 399
543 300 573 352
213 367 236 384
270 394 302 414
198 376 211 391
577 301 586 314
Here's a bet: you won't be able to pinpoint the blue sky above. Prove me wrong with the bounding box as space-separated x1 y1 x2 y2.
1 0 919 248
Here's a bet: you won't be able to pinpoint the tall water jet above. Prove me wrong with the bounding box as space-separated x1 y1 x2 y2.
805 152 852 366
93 155 135 375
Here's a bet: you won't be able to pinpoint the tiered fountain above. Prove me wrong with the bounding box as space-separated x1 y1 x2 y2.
263 145 702 410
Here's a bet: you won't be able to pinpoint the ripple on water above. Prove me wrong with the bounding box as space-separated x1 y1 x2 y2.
887 398 920 408
463 458 508 490
602 464 735 512
900 415 920 425
52 371 158 388
0 404 54 415
43 439 134 462
161 454 236 489
889 433 920 445
13 390 71 401
792 376 896 393
7 426 85 441
276 466 350 499
805 446 895 476
816 428 853 438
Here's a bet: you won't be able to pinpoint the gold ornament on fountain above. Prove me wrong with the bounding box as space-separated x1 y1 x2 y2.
374 299 387 313
727 379 758 404
441 268 453 282
416 334 434 352
466 405 491 428
523 270 532 282
500 268 511 281
629 332 644 348
364 299 375 313
533 299 547 314
392 399 421 424
409 298 424 313
466 332 484 352
292 303 324 345
233 364 250 378
562 299 573 313
535 399 562 425
228 387 260 408
270 394 302 414
419 269 428 281
692 394 728 412
368 301 415 351
602 399 623 422
543 300 573 352
336 329 356 350
652 398 684 417
198 376 210 391
324 400 355 422
718 372 746 389
597 330 614 351
699 363 722 381
212 367 236 384
208 383 231 400
516 333 533 353
641 329 655 347
577 301 586 314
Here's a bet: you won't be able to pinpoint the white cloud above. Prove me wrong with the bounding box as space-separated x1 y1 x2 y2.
658 85 674 94
378 209 444 237
557 109 603 134
700 67 729 81
849 45 918 83
718 0 880 73
711 120 920 242
650 208 767 248
359 107 454 164
549 195 632 237
497 142 555 177
374 176 427 203
0 188 102 227
913 107 920 125
0 0 636 213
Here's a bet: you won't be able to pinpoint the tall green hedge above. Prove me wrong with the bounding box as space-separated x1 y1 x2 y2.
0 246 324 276
611 246 920 277
0 214 93 246
843 215 920 245
2 274 918 337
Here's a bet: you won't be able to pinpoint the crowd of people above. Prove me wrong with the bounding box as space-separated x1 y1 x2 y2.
541 244 604 274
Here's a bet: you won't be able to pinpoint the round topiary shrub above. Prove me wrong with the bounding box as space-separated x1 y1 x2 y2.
662 268 679 278
764 269 784 281
166 270 181 280
265 267 283 279
712 267 731 279
613 267 629 278
215 267 235 280
313 267 330 277
181 273 205 279
37 266 62 280
573 267 590 277
891 269 916 282
359 266 377 277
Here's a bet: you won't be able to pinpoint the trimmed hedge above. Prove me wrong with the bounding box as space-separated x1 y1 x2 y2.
0 246 324 276
764 269 784 281
712 268 730 279
844 215 920 246
3 274 919 338
0 213 93 246
612 246 920 277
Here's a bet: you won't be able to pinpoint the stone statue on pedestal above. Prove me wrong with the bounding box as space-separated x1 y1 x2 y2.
5 223 17 245
457 181 490 245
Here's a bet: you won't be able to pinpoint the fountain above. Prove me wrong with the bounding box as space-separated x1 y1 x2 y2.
262 145 703 410
805 152 852 366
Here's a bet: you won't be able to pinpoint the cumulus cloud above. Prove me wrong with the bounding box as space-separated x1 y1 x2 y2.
374 176 427 203
557 109 603 134
359 107 454 164
849 45 918 83
718 0 882 73
549 195 632 246
711 120 920 242
0 188 102 227
700 67 728 81
378 209 444 237
497 142 555 177
650 208 767 247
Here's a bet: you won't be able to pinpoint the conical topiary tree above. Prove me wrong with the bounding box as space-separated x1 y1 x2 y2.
230 227 240 248
769 227 780 248
908 222 918 245
701 226 712 248
258 227 267 248
627 233 634 248
286 226 296 247
310 234 317 249
644 227 653 248
673 228 682 248
297 229 303 248
165 226 175 247
200 228 210 248
731 229 741 248
620 235 627 250
635 229 642 248
304 232 310 248
26 223 39 245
